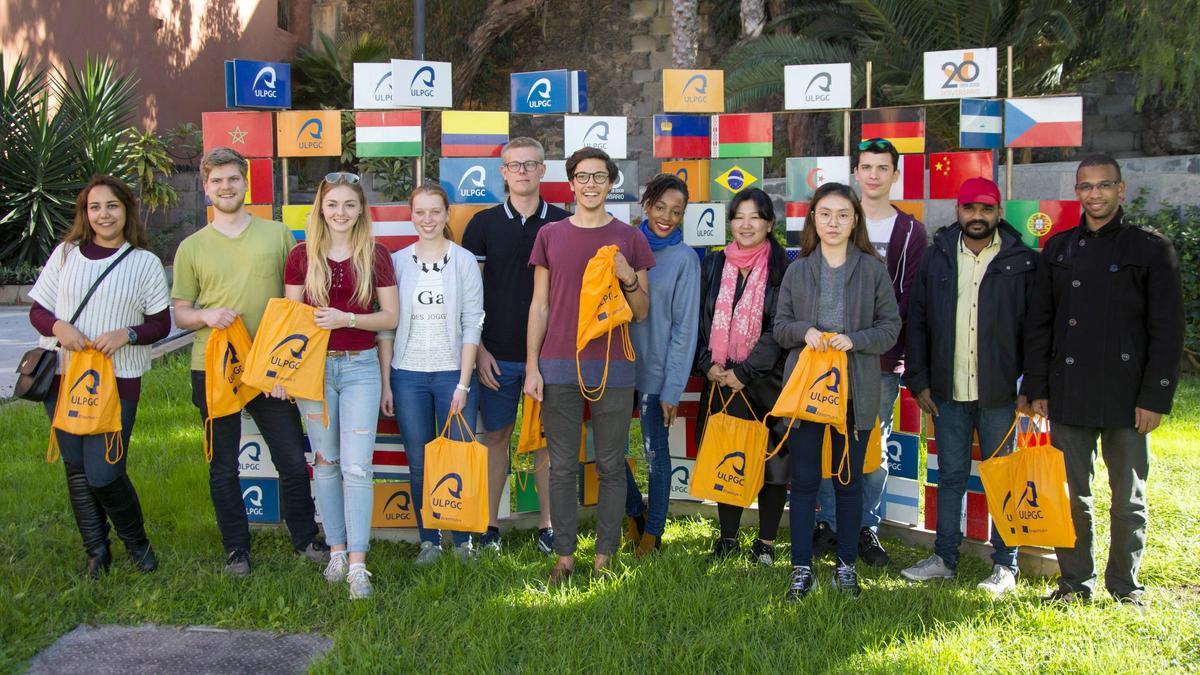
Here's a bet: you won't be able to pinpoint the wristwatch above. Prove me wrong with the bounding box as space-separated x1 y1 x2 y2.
456 383 471 393
347 313 358 328
126 327 137 345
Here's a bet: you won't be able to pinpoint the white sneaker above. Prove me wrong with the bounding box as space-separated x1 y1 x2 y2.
323 552 348 583
456 541 477 563
978 564 1017 595
900 554 956 581
347 566 373 599
414 541 442 567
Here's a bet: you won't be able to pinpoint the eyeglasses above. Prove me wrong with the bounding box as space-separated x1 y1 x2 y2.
501 160 543 173
325 172 361 185
1074 180 1120 193
571 171 610 185
857 138 895 152
814 210 855 226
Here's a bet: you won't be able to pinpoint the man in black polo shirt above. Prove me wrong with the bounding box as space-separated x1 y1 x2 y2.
1025 154 1184 606
462 137 570 554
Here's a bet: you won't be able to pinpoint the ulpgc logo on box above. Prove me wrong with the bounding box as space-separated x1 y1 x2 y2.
392 59 452 108
683 203 726 247
670 458 699 502
371 482 416 528
511 69 587 114
240 478 280 523
225 59 291 109
439 158 504 204
238 435 278 478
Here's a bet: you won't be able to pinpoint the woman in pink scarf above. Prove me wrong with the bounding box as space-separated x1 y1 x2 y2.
695 188 791 565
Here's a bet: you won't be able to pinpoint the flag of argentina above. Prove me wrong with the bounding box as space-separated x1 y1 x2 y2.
959 98 1003 149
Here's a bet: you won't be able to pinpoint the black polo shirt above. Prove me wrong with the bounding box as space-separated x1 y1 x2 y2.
462 198 572 361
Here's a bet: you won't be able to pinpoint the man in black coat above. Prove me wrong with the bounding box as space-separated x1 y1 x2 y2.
1025 154 1185 606
901 177 1038 595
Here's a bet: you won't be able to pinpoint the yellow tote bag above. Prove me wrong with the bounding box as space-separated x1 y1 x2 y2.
202 317 260 461
576 245 635 402
421 412 490 533
689 388 772 508
49 349 123 464
515 394 546 454
241 298 330 402
979 417 1077 548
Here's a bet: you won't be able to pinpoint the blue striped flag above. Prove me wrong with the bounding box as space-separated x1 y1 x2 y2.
959 98 1002 149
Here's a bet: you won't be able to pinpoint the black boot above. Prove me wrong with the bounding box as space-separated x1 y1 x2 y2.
94 475 157 572
64 462 111 579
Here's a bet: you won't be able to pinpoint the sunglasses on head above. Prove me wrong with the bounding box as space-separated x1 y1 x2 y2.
857 138 895 152
324 172 361 185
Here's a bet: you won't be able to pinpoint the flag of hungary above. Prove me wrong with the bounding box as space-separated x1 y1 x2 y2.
355 111 421 157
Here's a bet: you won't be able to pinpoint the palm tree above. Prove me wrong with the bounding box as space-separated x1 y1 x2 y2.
722 0 1081 149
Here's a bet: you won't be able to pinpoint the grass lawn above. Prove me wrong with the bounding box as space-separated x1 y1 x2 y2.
1 354 1197 672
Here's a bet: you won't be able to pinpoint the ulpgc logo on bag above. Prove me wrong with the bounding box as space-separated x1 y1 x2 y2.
265 334 309 379
713 451 747 490
429 473 464 520
67 369 102 417
806 366 842 413
1002 480 1044 534
222 343 245 390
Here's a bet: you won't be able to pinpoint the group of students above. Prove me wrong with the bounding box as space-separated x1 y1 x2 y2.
32 136 1182 605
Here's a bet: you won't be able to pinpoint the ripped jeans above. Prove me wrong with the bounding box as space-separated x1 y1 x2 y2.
296 348 381 554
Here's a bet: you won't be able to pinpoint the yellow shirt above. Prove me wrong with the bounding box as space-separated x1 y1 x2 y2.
953 231 1000 401
171 217 296 370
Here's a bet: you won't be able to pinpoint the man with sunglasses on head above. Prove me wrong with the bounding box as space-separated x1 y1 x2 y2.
172 147 329 575
462 138 570 554
1025 154 1184 607
813 138 927 567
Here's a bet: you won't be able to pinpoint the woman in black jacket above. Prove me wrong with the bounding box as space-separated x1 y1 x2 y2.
695 188 790 565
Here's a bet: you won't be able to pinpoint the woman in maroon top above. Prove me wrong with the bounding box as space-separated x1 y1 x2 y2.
283 172 398 599
28 175 171 578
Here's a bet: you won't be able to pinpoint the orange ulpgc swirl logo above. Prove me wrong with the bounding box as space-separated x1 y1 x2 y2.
429 473 464 519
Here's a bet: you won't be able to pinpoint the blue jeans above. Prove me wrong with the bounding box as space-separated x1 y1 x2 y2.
817 372 899 531
296 349 381 554
931 398 1018 573
624 393 671 537
390 367 481 546
789 400 868 566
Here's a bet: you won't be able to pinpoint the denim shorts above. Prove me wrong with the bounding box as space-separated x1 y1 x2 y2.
478 358 526 432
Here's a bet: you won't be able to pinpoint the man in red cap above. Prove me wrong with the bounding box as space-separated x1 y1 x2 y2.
900 177 1038 594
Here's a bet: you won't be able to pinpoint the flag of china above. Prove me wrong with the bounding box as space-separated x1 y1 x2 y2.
928 151 994 200
202 111 274 157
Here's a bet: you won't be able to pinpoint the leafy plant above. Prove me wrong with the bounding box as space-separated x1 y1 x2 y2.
125 127 180 224
1125 193 1200 369
165 122 203 167
291 32 389 110
0 263 41 285
54 55 139 180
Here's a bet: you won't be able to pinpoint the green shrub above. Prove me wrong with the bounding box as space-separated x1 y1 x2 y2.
1125 195 1200 369
0 263 40 285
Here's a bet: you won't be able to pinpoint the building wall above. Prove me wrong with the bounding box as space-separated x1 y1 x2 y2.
0 0 312 132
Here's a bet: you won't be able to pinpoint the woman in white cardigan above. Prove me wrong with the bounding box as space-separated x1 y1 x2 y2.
379 182 484 566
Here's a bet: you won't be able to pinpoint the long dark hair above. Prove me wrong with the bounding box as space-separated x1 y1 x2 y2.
63 175 149 257
797 182 879 259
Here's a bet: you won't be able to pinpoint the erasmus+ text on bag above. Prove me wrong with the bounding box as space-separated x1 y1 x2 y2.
49 348 123 464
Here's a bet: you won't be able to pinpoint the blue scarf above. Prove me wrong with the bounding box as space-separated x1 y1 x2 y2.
638 218 683 251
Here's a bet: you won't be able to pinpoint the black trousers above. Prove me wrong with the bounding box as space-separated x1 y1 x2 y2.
191 371 318 553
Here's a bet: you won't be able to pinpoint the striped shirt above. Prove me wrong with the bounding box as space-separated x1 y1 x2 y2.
30 242 171 377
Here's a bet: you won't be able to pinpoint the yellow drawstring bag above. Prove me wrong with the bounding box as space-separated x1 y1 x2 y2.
576 245 635 401
48 349 123 465
768 335 850 456
820 418 883 486
979 417 1076 548
241 298 331 423
689 387 773 508
202 317 259 462
421 412 490 533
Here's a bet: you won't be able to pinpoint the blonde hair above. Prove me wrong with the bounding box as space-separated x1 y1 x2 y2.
304 179 376 308
409 182 454 240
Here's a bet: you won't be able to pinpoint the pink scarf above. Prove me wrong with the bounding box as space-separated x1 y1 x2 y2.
709 241 770 366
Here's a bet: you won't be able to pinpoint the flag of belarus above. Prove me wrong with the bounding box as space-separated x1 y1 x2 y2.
928 151 993 199
786 156 850 201
369 204 417 252
356 111 421 158
710 113 772 158
1004 200 1080 249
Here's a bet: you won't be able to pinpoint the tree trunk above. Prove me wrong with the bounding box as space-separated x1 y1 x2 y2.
740 0 765 38
671 0 699 68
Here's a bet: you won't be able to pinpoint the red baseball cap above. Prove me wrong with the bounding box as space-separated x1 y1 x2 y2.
957 177 1001 206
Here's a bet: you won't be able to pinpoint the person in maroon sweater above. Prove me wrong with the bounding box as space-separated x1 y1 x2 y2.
28 176 171 578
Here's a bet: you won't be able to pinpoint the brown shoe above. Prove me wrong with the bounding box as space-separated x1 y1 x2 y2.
548 563 573 588
624 510 646 547
634 532 661 559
